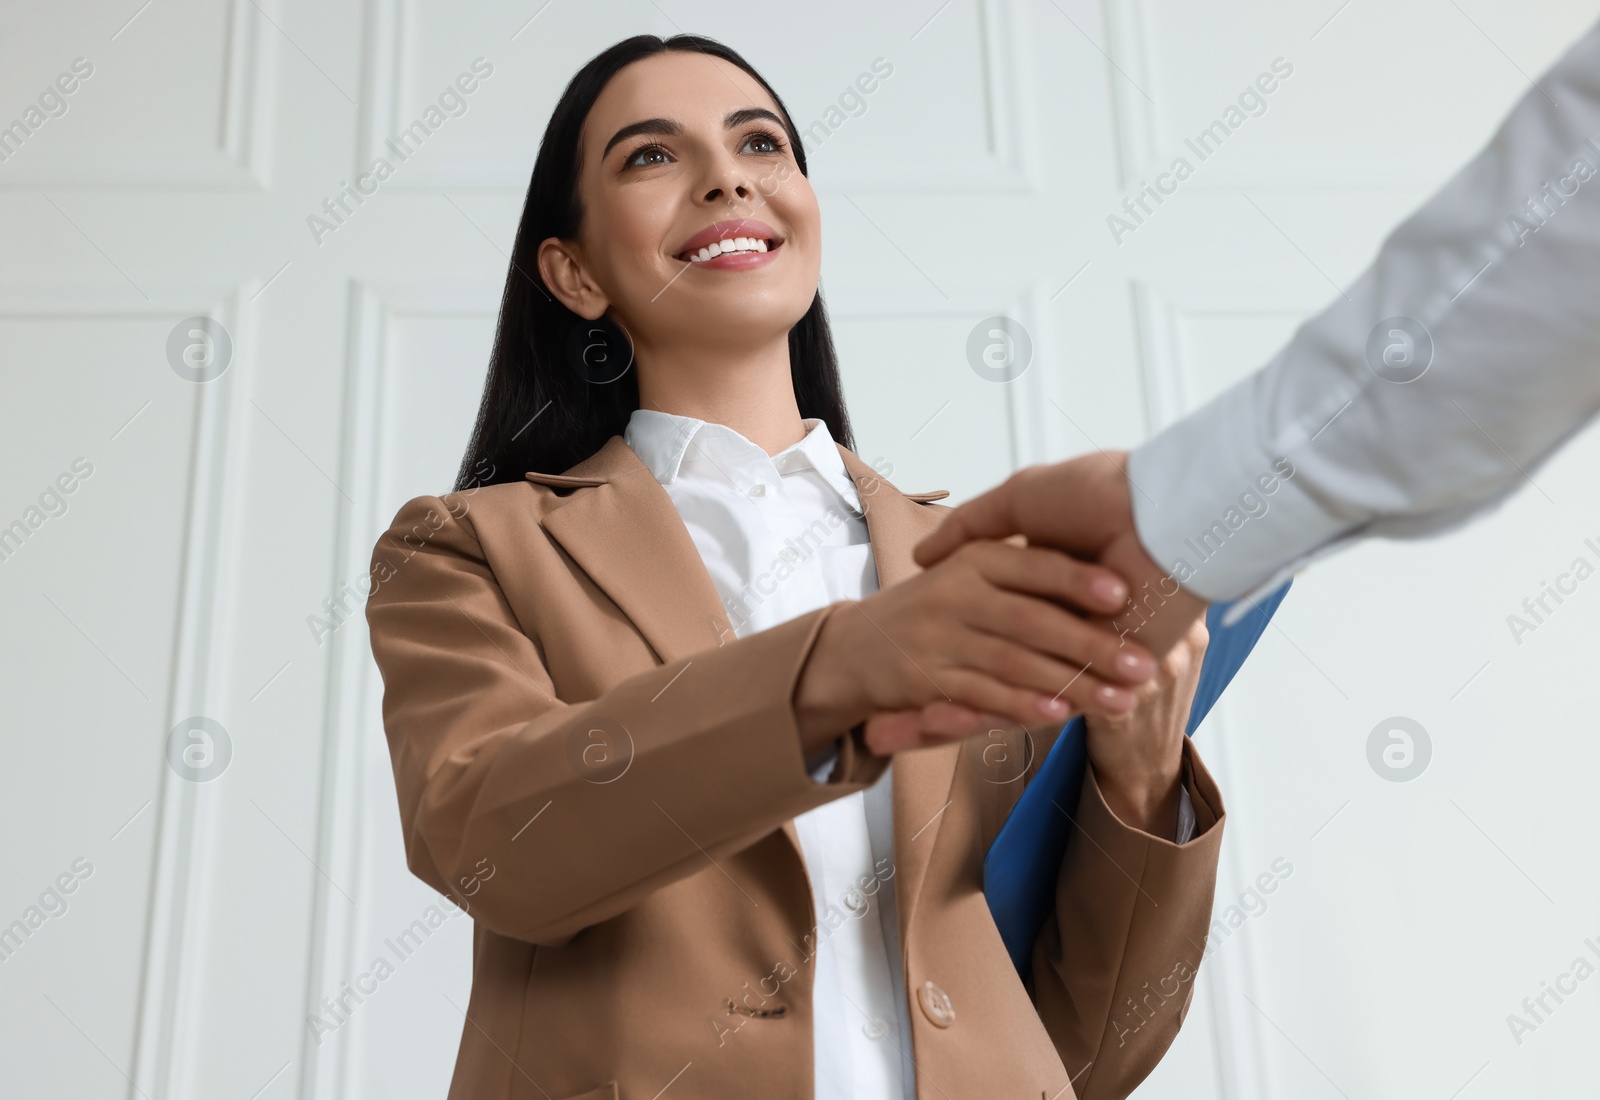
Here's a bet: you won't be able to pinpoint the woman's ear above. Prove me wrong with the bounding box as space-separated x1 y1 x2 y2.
537 237 609 321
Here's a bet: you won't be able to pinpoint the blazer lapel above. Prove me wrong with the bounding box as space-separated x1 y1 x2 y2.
528 435 960 947
534 436 736 665
835 446 962 945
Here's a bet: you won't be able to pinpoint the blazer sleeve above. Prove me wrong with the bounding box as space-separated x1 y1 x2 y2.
364 493 889 946
1028 737 1225 1099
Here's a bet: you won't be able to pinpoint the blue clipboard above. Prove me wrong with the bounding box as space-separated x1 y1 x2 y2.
983 581 1292 976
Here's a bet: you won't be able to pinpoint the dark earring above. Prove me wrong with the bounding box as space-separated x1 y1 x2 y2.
566 314 634 385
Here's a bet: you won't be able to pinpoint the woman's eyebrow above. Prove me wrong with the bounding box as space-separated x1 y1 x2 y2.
601 107 784 160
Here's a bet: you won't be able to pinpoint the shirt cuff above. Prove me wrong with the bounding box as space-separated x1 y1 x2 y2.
1127 375 1363 605
1174 781 1197 844
804 735 844 783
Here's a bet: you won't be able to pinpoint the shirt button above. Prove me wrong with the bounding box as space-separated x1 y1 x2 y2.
748 483 768 497
863 1017 888 1040
918 980 955 1028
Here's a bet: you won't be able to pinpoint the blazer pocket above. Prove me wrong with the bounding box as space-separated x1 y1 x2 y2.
557 1081 618 1100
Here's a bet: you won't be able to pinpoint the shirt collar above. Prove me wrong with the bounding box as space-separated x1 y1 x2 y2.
623 408 863 514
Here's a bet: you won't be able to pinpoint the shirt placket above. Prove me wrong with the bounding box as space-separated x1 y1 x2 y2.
741 464 833 622
762 458 905 1099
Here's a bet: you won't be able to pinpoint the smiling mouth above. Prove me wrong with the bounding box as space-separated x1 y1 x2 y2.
677 236 783 263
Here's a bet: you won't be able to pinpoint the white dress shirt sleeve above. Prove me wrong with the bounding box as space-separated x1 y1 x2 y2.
1175 775 1196 844
805 737 844 783
1128 17 1600 608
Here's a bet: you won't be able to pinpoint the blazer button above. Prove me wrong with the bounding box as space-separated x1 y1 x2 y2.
917 980 955 1028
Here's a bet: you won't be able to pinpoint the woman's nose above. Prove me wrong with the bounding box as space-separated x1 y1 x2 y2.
702 176 754 205
699 152 758 206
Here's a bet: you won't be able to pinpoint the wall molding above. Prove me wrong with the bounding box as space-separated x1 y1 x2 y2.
830 279 1065 474
818 0 1040 194
1131 275 1332 1098
58 286 260 1100
1101 0 1444 191
353 0 1039 194
300 277 500 1100
0 0 273 189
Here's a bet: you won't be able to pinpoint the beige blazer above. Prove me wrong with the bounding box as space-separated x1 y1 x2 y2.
364 434 1226 1100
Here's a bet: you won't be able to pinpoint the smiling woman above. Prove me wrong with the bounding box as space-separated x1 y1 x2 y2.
364 32 1224 1100
450 39 837 484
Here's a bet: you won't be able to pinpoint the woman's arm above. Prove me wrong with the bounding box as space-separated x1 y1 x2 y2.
1028 621 1226 1098
365 493 887 947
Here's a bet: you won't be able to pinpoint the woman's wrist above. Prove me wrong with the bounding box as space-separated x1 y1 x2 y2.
792 605 870 758
1095 751 1185 837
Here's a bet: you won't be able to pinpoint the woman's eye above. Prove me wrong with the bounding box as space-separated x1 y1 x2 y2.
744 130 786 155
624 144 670 169
623 130 786 169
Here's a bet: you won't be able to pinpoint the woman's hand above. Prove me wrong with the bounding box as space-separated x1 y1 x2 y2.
792 539 1160 757
1085 616 1209 837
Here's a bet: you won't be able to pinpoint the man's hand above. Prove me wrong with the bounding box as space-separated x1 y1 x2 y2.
865 451 1210 750
915 450 1138 566
915 450 1208 655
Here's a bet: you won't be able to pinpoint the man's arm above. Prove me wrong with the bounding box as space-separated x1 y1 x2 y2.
916 16 1600 631
1129 15 1600 607
882 18 1600 743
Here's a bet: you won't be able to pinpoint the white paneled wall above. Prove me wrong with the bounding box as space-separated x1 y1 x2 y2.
2 2 1596 1098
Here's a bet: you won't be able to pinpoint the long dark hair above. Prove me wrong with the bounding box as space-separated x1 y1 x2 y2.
453 34 855 491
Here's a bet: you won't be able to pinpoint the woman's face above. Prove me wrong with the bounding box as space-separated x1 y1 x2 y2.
544 51 822 354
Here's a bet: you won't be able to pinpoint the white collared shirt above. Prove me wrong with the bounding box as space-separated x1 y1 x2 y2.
624 407 1193 1100
626 407 914 1099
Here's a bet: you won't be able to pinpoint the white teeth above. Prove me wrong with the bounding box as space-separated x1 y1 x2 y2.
685 236 774 262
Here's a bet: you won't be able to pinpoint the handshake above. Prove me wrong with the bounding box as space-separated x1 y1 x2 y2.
791 451 1212 833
